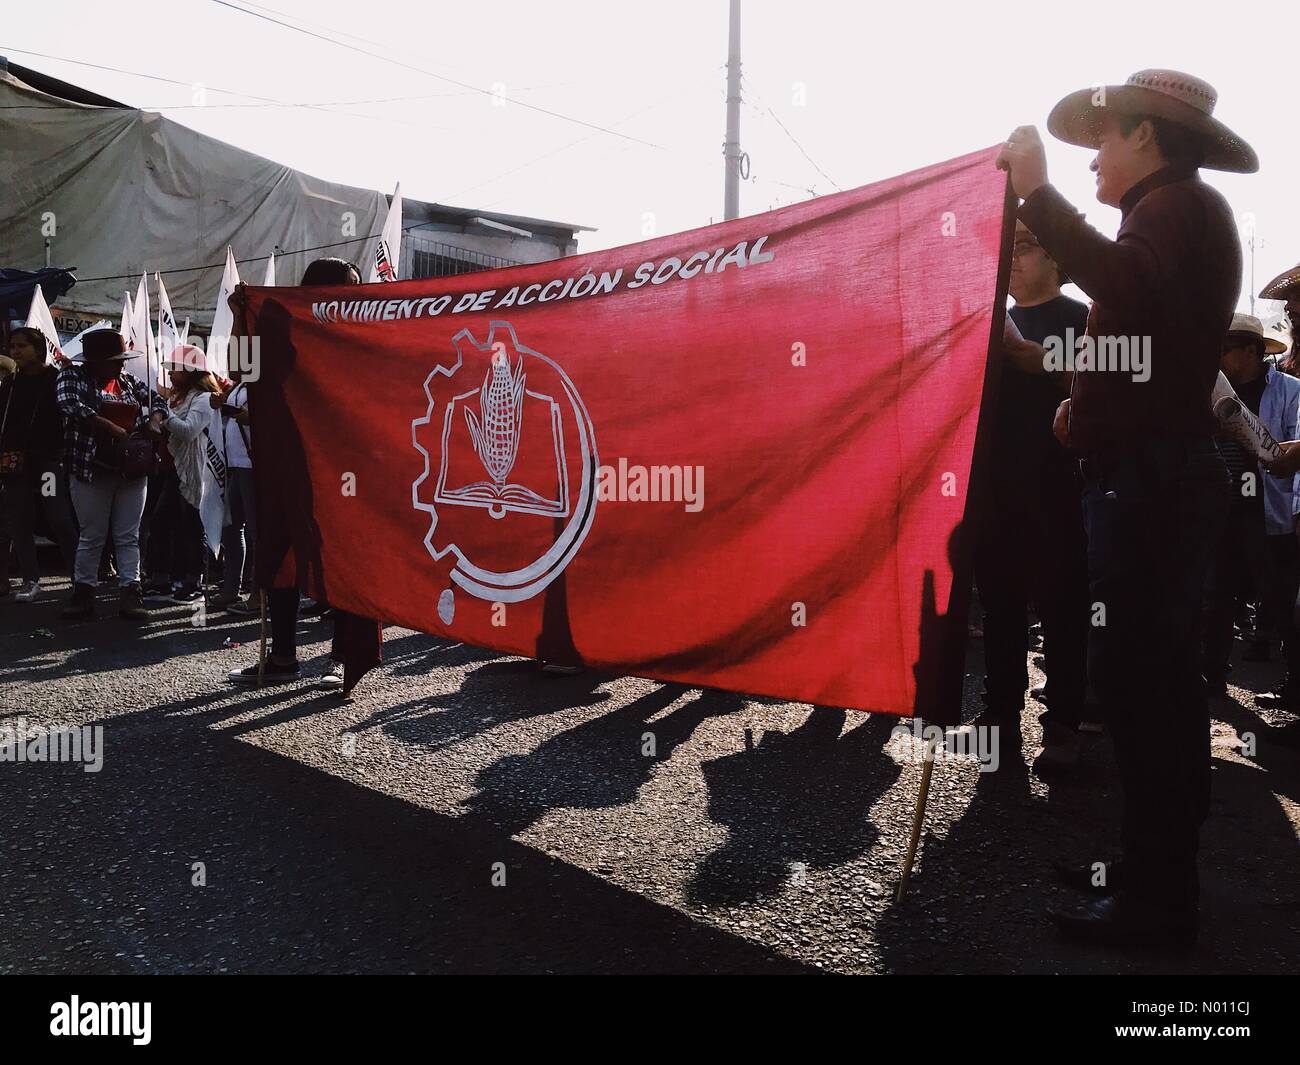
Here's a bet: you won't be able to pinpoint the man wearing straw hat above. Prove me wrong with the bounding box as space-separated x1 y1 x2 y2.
997 70 1256 947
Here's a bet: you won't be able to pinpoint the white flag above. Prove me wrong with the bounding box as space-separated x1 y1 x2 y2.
119 289 135 348
24 284 63 365
133 273 157 385
198 405 229 553
156 273 183 367
210 246 241 378
179 317 191 345
63 320 114 363
368 182 402 282
263 254 276 287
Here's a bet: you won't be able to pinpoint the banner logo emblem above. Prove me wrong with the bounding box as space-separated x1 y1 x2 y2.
412 322 598 603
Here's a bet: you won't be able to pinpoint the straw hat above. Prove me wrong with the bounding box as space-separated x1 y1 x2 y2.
1046 69 1258 173
1227 312 1287 355
1260 262 1300 302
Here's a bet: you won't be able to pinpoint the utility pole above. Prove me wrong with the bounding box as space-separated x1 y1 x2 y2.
723 0 742 221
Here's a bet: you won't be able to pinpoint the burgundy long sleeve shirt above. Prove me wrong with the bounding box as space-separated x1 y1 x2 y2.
1017 164 1241 452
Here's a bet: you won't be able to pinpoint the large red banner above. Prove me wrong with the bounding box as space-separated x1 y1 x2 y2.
239 146 1012 719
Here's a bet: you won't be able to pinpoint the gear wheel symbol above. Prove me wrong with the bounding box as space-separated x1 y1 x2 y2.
411 321 598 604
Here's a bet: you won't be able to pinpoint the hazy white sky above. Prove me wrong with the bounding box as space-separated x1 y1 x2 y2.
4 0 1297 316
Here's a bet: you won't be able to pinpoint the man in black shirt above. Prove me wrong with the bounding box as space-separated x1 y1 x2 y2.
976 223 1090 772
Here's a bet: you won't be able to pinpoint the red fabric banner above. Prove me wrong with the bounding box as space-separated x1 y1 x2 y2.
240 146 1012 719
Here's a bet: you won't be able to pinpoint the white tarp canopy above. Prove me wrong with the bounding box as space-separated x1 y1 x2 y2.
0 64 388 326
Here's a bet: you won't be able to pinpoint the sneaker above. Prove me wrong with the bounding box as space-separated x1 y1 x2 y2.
119 583 149 620
319 662 345 689
228 660 301 685
142 583 174 605
209 590 241 609
15 579 41 602
170 586 203 605
60 582 96 619
227 597 261 616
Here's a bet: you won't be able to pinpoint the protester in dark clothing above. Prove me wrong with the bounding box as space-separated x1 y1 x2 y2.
998 68 1253 947
0 327 78 599
228 257 380 690
975 223 1090 772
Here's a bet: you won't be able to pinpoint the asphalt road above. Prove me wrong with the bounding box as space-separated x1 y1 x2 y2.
2 576 1297 974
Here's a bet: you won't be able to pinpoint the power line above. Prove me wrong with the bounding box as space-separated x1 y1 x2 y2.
72 220 427 284
209 0 665 151
0 45 407 125
763 105 841 192
741 77 841 193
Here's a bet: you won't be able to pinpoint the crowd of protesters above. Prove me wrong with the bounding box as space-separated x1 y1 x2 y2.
0 256 370 690
2 66 1300 953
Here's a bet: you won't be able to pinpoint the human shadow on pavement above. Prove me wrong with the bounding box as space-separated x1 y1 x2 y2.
349 658 614 754
685 707 902 907
0 699 815 974
461 684 745 836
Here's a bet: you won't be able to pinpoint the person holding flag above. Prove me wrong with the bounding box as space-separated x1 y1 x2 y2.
150 343 225 604
56 331 168 620
228 257 381 691
999 68 1252 947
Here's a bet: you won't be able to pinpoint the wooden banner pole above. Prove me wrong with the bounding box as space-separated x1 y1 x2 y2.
256 590 267 688
896 732 941 902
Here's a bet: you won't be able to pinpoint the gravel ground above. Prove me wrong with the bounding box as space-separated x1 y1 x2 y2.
2 576 1297 974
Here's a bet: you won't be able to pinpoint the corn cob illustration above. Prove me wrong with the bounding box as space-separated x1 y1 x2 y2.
465 349 525 485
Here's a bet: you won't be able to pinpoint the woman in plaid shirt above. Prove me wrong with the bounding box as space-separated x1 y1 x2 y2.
55 331 167 620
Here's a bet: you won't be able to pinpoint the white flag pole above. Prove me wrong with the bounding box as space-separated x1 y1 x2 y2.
119 289 135 347
24 284 63 365
211 247 241 379
156 272 182 389
368 182 402 282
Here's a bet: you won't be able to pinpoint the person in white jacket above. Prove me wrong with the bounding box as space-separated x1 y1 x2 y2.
151 345 222 604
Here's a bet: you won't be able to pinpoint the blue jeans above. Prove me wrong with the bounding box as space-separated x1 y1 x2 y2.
1081 437 1229 909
